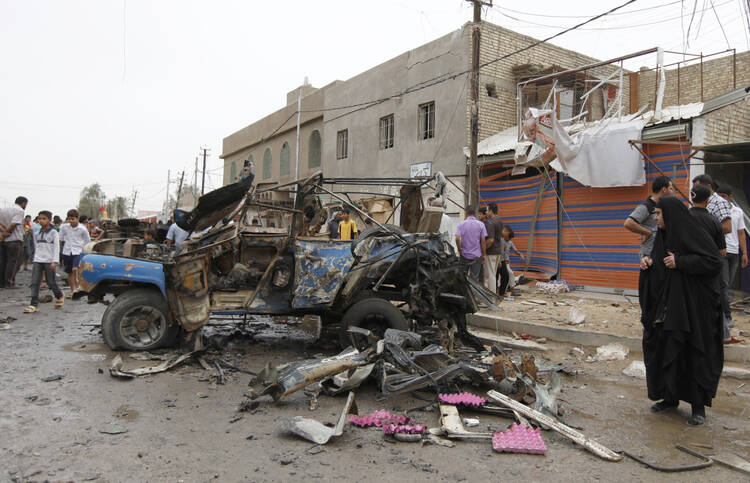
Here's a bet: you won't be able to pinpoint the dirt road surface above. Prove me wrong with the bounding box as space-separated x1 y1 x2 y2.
2 270 749 482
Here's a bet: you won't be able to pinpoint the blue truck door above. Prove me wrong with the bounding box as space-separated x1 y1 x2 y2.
291 240 354 309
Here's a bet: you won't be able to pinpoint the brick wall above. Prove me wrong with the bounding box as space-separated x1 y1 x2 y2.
702 98 750 145
636 51 749 109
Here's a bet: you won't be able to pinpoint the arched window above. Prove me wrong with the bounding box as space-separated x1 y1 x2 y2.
280 142 290 176
230 161 237 182
308 130 321 168
263 148 272 179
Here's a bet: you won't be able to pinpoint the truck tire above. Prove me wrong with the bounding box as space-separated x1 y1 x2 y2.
339 297 409 349
101 288 179 351
100 300 118 349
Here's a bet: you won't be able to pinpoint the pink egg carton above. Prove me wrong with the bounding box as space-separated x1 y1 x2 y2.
349 410 413 428
438 392 487 407
492 423 547 455
382 423 427 435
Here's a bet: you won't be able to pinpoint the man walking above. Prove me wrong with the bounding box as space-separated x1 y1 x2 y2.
483 203 504 293
717 185 748 343
455 205 487 281
692 174 733 343
59 209 91 298
0 196 28 288
624 176 673 260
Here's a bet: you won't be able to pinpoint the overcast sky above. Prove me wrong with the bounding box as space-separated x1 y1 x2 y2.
1 0 748 216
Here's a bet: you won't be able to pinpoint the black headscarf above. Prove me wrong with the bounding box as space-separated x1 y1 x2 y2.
658 196 721 263
638 196 723 406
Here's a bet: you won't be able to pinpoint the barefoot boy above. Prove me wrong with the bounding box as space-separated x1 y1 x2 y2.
59 209 90 297
24 211 64 313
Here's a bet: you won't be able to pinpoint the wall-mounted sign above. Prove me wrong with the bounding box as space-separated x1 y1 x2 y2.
410 161 432 178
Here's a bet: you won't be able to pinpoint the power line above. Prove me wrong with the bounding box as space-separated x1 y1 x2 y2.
226 0 637 155
301 0 640 124
709 0 733 48
493 0 682 19
491 0 733 31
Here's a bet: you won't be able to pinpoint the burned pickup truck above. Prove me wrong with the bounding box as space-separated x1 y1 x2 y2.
77 171 497 351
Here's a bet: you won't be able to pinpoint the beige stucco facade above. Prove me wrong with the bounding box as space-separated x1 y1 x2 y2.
221 22 642 207
221 84 334 200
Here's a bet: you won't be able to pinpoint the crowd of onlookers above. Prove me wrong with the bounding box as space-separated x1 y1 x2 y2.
453 202 524 298
625 174 746 426
624 174 747 345
0 196 105 313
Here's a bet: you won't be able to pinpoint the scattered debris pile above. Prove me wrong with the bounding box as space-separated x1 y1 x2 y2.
242 325 622 462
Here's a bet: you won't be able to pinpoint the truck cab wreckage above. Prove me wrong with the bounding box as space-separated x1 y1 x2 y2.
76 170 498 352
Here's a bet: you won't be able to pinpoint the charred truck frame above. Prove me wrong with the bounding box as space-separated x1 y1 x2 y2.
77 171 496 351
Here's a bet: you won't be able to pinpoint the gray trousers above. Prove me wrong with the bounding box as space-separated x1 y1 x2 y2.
461 255 483 281
719 254 740 340
30 262 62 306
0 240 22 287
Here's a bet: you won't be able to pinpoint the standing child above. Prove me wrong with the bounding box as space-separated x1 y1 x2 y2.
59 209 91 298
24 211 64 313
337 210 359 240
498 226 524 297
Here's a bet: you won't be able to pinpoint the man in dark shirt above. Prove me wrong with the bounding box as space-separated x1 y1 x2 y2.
483 203 504 293
328 210 343 239
690 185 726 256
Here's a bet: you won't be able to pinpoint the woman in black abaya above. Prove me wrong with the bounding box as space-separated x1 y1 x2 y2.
638 196 723 426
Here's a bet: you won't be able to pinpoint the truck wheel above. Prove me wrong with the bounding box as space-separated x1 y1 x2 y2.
339 297 409 349
100 300 118 349
102 288 179 351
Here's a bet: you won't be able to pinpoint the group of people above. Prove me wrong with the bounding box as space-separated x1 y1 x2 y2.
0 196 107 314
327 209 360 241
454 203 524 297
624 174 747 426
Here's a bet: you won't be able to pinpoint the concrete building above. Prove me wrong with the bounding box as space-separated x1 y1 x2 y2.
221 21 613 208
220 82 332 201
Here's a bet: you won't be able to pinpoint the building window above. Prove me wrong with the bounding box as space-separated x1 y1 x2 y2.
336 129 348 160
263 148 272 179
485 83 497 98
308 130 321 168
230 161 237 182
418 102 435 140
379 114 394 150
245 154 254 177
280 142 291 176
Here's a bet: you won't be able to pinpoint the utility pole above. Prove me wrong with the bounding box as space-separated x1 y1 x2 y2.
130 187 138 217
165 169 171 215
194 156 198 194
200 147 210 195
176 171 185 208
293 81 303 204
294 82 309 203
466 0 490 208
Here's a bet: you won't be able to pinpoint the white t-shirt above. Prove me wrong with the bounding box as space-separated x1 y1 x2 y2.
166 223 190 250
725 205 747 254
59 223 91 255
0 204 25 242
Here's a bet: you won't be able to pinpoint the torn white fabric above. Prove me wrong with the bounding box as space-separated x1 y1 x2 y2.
551 119 646 187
